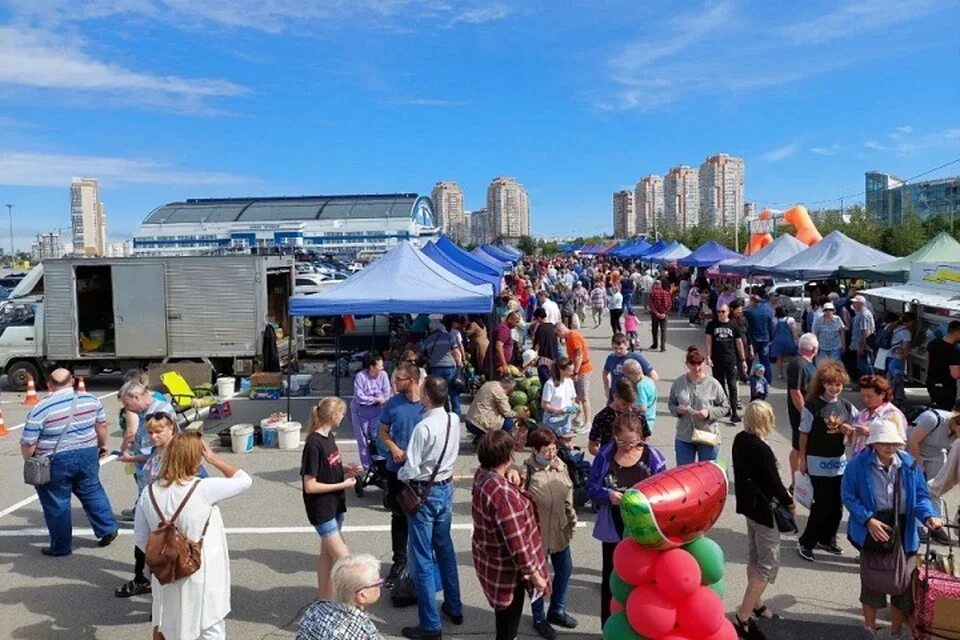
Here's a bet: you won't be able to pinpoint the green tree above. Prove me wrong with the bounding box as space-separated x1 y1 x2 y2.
842 205 882 248
882 210 926 256
516 235 537 256
537 239 561 255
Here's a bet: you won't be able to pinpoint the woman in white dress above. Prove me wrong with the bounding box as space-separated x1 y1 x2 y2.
134 432 252 640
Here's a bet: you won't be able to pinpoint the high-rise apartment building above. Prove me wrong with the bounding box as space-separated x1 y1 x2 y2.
699 154 744 228
612 190 636 238
635 176 664 236
486 177 530 240
431 181 466 244
30 230 64 262
468 209 491 246
70 177 107 256
663 166 700 230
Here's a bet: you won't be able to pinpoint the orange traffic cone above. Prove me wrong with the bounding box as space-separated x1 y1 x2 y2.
0 406 8 436
76 377 87 393
23 375 39 407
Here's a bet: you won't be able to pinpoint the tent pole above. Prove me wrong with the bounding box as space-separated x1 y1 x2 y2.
286 331 293 418
335 334 341 397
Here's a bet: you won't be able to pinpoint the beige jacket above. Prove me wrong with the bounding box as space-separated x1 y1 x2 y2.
466 381 516 433
523 456 577 554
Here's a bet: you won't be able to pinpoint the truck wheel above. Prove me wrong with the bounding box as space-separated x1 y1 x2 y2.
7 361 42 392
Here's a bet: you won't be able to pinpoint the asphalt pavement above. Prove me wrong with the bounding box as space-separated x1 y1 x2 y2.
0 316 947 640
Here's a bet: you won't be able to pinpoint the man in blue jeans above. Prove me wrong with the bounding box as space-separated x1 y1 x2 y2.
20 368 118 556
850 295 876 379
399 376 463 640
422 319 464 417
744 291 776 385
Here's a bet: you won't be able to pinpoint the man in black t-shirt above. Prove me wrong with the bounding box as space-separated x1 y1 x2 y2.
787 333 819 486
704 304 746 422
927 321 960 410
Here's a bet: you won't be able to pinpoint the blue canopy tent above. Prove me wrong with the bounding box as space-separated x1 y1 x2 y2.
643 240 678 261
480 244 517 263
422 242 501 293
605 240 629 258
290 241 494 316
637 239 668 258
678 241 743 268
433 235 502 277
622 239 652 259
471 247 511 272
650 242 692 264
496 244 523 259
725 234 808 276
761 231 896 280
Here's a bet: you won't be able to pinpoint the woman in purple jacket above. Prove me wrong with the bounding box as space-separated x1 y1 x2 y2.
350 353 391 470
587 414 667 625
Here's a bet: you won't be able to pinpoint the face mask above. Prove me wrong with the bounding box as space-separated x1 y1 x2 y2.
534 454 550 466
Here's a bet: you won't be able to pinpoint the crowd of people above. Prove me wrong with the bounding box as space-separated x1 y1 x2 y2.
15 252 960 640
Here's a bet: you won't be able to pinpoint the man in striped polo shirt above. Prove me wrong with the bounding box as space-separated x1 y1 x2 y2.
20 368 118 556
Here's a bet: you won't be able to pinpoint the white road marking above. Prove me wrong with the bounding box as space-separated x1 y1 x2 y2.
1 391 118 433
0 454 117 520
0 522 588 537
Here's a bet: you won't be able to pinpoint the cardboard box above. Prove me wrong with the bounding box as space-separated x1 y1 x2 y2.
250 372 283 387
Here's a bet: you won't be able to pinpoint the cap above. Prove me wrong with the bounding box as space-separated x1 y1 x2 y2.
751 363 765 373
521 349 538 367
866 420 906 446
822 302 835 311
853 295 867 304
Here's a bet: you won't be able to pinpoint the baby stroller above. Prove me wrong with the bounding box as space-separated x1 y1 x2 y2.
355 439 390 505
558 445 592 510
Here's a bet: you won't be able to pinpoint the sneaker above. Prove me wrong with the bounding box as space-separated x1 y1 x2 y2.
119 509 136 522
547 611 578 629
533 621 557 640
401 627 441 640
817 542 843 556
797 543 815 562
440 602 463 625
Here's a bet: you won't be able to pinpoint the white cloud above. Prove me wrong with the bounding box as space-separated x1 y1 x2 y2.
759 142 800 162
810 144 844 156
862 127 960 155
0 27 248 111
0 150 253 187
389 98 472 107
778 0 939 45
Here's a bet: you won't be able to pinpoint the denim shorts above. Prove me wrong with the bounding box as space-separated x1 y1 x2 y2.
313 514 344 538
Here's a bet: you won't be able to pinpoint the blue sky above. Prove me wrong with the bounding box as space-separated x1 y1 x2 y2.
1 0 959 246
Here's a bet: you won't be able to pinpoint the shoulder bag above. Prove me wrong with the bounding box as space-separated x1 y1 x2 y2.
750 479 798 533
23 395 79 486
398 415 451 516
860 469 913 596
144 479 211 585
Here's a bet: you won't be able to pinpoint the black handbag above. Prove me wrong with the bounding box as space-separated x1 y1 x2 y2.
398 415 451 516
450 368 468 394
751 479 798 533
860 471 913 596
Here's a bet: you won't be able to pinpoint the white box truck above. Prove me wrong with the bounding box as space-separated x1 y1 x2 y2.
0 255 294 390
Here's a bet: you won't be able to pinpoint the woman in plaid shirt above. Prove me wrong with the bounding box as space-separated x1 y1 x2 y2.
471 430 550 640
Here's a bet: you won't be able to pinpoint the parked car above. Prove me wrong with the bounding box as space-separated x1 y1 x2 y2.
295 274 329 295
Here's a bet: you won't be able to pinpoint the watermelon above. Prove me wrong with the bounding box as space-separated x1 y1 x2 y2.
507 365 522 378
508 390 528 407
527 401 540 420
620 461 728 549
515 377 533 395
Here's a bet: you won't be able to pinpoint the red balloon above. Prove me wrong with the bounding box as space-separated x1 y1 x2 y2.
703 619 738 640
676 586 725 636
626 584 677 639
658 632 696 640
613 538 660 585
610 598 623 614
655 548 702 601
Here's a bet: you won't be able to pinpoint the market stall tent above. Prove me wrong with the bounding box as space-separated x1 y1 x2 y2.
650 242 693 264
863 263 960 313
678 241 743 268
838 232 960 283
422 242 502 293
637 239 668 258
471 247 511 272
433 235 502 277
289 241 494 316
496 244 523 259
725 234 808 276
760 230 895 280
479 244 518 263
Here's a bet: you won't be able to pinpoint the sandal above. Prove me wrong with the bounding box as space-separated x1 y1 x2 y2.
753 605 780 620
115 579 151 598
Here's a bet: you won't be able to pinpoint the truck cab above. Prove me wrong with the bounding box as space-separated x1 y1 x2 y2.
0 296 45 389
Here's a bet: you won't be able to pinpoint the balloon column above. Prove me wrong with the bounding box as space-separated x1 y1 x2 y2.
602 461 736 640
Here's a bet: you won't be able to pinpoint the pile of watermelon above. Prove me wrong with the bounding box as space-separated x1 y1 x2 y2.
603 461 736 640
511 376 541 421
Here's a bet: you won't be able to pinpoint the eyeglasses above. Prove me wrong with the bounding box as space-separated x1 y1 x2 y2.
144 412 174 423
354 578 385 594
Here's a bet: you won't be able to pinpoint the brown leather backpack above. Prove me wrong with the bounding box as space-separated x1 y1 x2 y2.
144 480 210 585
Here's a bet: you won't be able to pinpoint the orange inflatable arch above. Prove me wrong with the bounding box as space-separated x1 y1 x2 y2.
743 205 822 255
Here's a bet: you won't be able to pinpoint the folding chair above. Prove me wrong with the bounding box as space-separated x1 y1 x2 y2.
159 371 217 424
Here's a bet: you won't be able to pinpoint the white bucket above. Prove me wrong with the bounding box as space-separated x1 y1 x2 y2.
277 421 302 449
216 376 236 399
229 424 254 454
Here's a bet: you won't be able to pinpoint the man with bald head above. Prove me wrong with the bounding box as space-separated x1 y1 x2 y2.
20 368 118 556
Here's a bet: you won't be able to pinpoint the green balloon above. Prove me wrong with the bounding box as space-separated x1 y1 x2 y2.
684 536 725 584
610 570 633 605
708 578 725 597
602 612 646 640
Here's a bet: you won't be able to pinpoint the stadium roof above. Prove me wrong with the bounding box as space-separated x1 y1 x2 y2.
142 194 427 225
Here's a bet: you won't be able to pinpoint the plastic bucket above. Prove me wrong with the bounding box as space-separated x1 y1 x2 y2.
277 422 302 449
229 424 254 454
216 376 236 399
262 425 278 448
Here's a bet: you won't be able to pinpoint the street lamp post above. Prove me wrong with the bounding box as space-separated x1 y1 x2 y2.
4 204 12 266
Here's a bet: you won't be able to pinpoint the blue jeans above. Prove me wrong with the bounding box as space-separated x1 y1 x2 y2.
753 341 773 384
429 366 462 417
857 350 874 378
675 438 719 466
408 482 462 632
35 447 117 555
817 349 843 365
531 546 573 623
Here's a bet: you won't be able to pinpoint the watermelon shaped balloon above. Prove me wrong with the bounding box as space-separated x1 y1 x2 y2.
620 461 727 549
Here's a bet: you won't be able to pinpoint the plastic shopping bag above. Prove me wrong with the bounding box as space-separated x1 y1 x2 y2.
793 471 814 510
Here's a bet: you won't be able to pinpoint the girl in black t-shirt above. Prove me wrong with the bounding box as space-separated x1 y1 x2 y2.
301 396 360 600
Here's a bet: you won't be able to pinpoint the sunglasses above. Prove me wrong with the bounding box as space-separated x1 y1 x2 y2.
355 578 385 594
144 412 175 423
